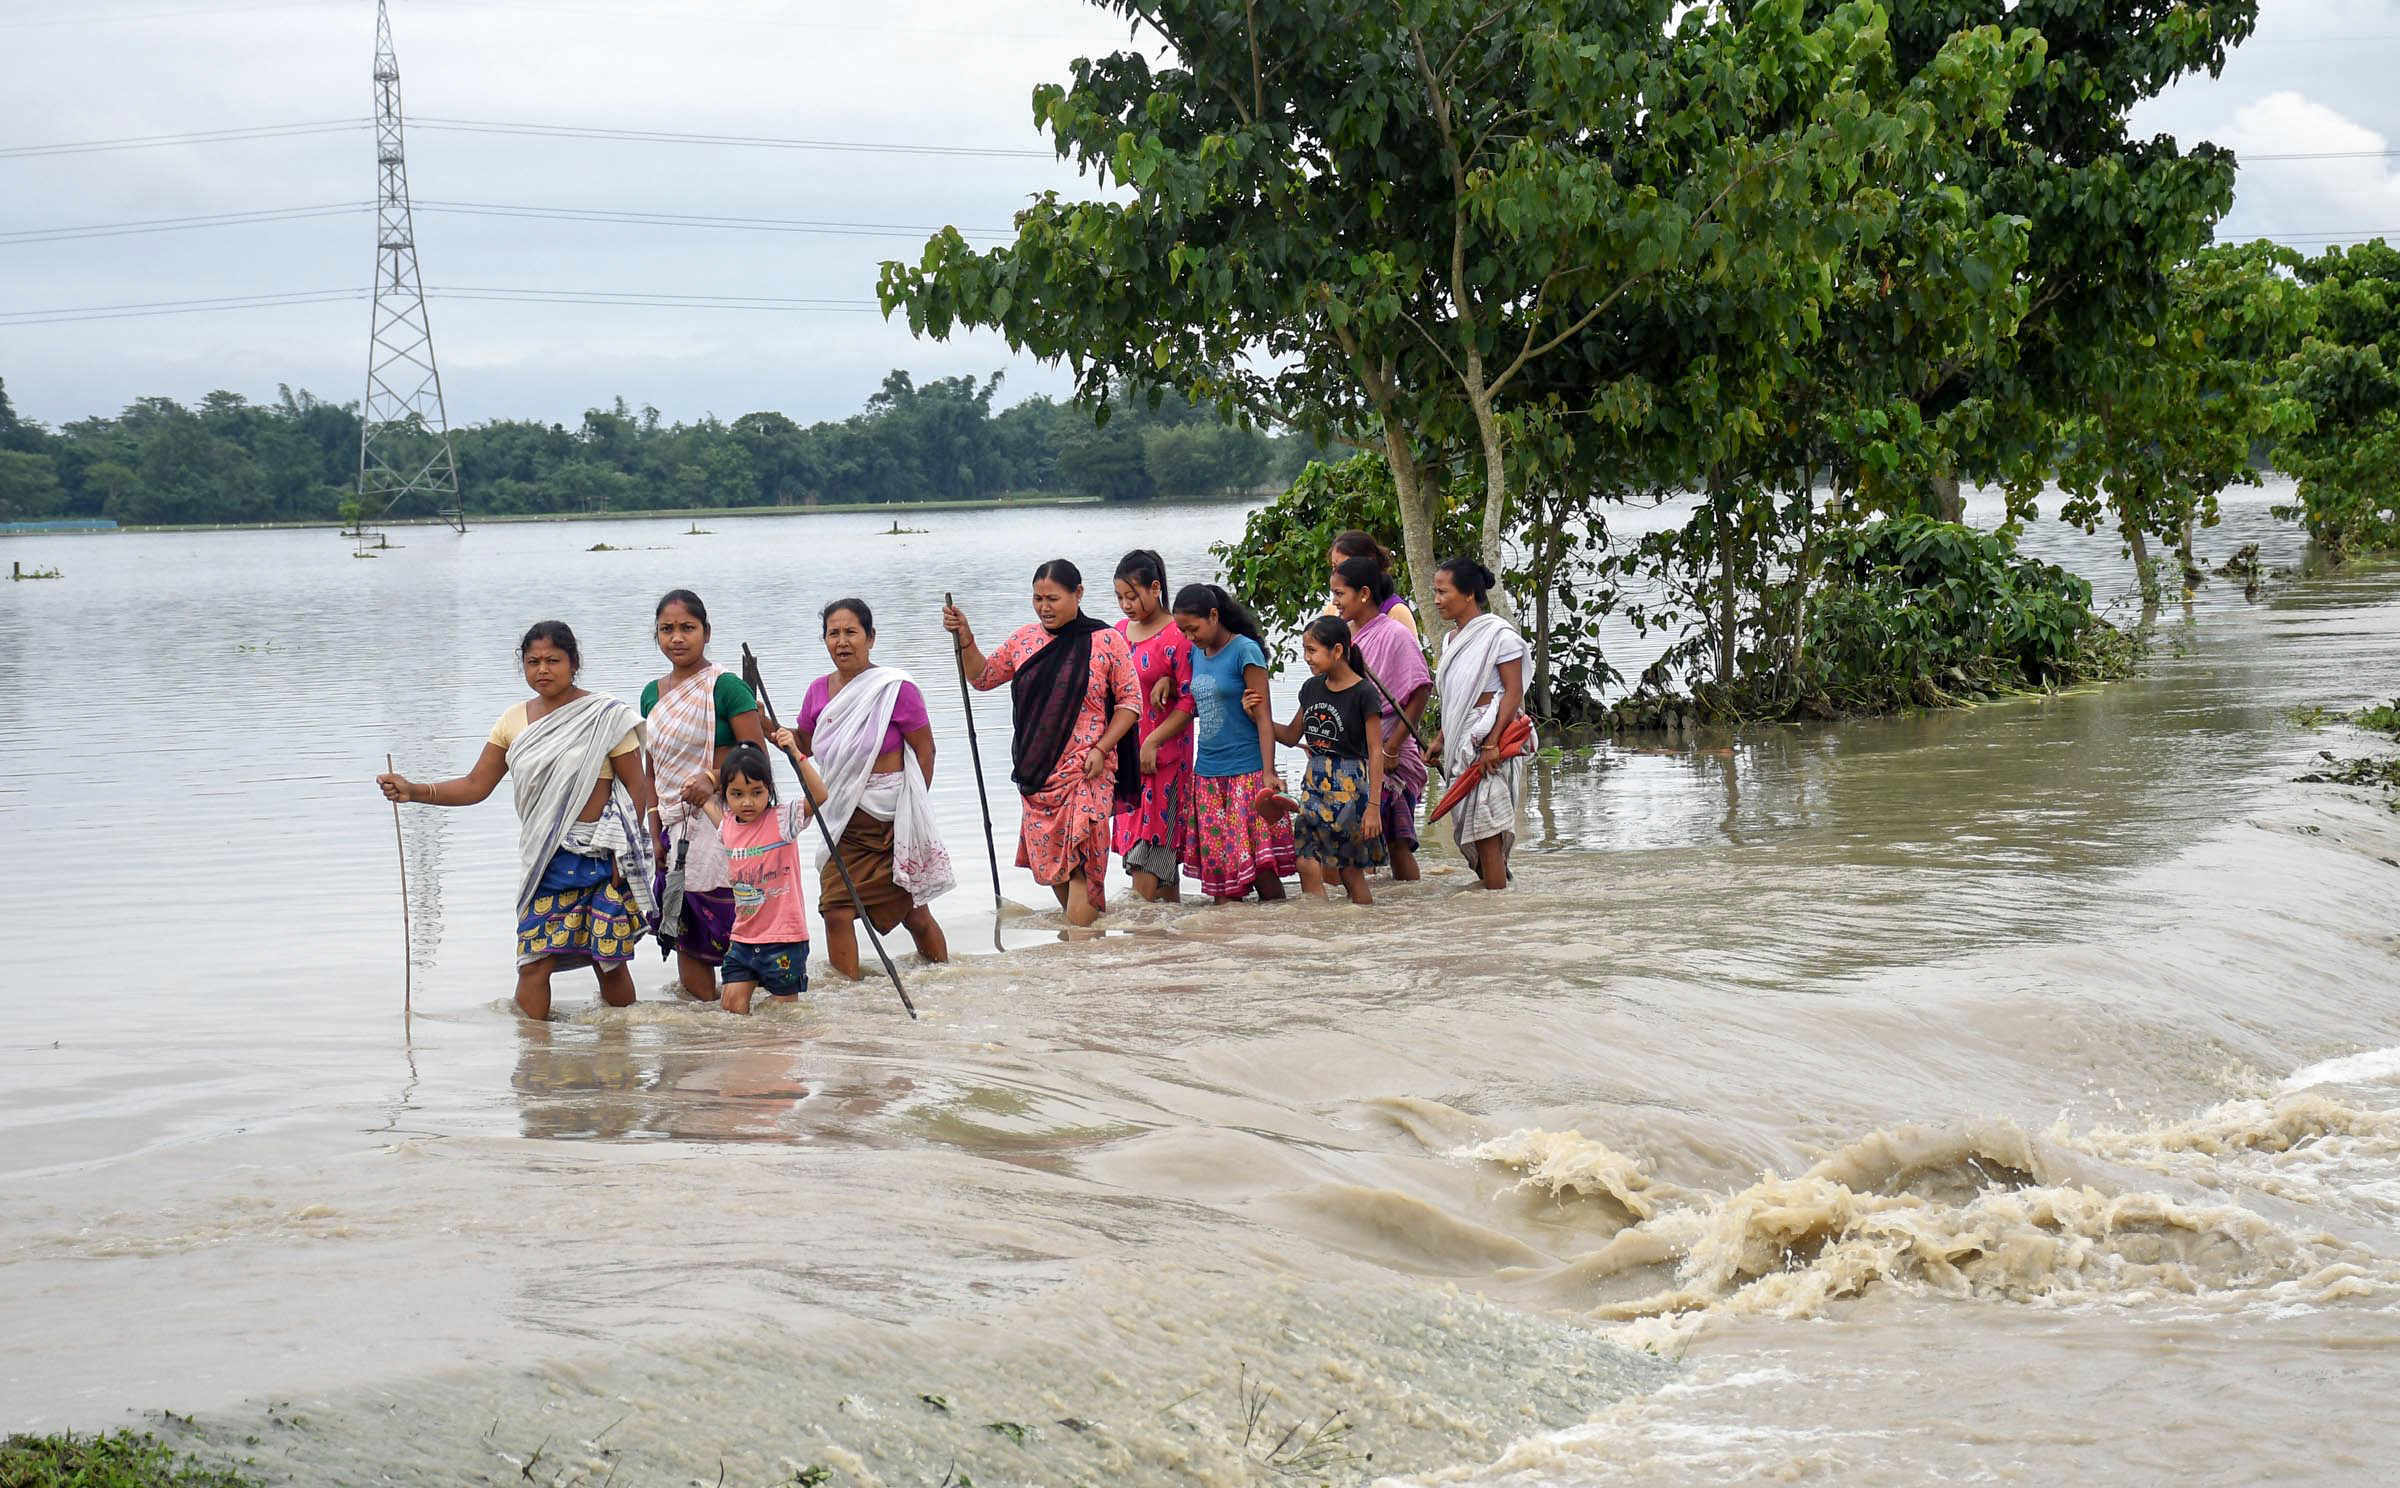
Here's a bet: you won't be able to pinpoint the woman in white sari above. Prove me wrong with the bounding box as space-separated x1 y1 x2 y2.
1431 558 1534 890
794 598 954 978
377 621 656 1019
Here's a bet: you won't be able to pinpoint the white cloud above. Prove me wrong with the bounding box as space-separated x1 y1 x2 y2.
2214 90 2400 244
0 0 1133 426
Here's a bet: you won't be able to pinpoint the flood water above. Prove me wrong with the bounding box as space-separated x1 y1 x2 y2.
2 487 2397 1485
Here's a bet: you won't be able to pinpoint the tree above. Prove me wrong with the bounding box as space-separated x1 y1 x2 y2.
1871 0 2260 527
1056 411 1155 501
883 0 2043 625
2277 239 2400 555
0 450 63 521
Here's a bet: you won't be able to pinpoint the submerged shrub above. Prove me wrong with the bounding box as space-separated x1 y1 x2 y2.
1800 517 2131 712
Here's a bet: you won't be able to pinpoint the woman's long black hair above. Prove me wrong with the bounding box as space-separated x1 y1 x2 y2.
1171 582 1266 649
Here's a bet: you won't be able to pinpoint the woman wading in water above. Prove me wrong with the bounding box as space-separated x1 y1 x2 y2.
944 560 1142 927
793 598 954 977
1174 583 1294 903
1431 558 1533 890
376 621 655 1020
642 589 766 1002
1333 554 1433 882
1111 550 1195 902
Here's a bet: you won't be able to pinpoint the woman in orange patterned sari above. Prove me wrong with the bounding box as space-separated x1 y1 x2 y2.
942 560 1141 927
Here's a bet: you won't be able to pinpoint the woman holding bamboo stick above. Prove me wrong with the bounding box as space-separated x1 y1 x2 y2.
942 560 1142 927
793 597 954 978
375 621 655 1020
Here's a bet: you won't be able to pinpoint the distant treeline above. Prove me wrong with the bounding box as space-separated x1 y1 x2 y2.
0 370 1315 524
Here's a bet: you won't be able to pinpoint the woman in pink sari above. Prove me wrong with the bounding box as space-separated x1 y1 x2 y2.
1110 549 1195 902
942 559 1142 927
1334 555 1433 881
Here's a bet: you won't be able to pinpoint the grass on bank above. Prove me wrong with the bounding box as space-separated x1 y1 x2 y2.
0 1432 258 1488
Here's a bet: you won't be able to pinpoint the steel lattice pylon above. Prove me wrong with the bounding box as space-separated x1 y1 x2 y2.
357 0 464 532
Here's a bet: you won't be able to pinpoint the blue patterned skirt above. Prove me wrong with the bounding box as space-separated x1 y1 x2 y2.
517 848 641 969
1293 754 1390 870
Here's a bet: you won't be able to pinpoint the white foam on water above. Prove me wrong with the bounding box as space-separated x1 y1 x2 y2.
2284 1045 2400 1093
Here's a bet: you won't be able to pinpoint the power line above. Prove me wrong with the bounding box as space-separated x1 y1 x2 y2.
417 200 1009 240
0 1 347 29
0 198 1007 247
0 285 881 327
1 114 1059 162
2237 148 2400 163
0 202 367 244
0 119 364 160
11 112 2390 168
0 287 367 326
408 115 1055 160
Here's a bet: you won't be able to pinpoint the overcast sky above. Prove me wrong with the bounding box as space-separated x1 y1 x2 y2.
1 0 2395 430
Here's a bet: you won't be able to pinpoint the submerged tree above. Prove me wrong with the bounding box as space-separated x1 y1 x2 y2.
2278 239 2400 556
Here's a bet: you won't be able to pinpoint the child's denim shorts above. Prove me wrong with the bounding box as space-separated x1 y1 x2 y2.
722 939 809 996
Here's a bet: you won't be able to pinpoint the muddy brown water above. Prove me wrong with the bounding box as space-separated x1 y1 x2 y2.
2 487 2396 1484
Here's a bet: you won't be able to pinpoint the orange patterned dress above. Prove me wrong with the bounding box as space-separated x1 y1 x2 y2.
975 622 1141 910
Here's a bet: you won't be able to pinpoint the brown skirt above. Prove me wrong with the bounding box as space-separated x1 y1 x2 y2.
819 811 912 934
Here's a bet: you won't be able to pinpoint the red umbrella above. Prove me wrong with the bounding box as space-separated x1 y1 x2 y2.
1428 713 1535 823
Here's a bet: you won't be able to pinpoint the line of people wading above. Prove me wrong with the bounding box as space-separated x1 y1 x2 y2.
375 536 1533 1021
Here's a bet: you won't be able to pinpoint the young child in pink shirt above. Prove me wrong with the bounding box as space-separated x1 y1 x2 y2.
701 742 822 1014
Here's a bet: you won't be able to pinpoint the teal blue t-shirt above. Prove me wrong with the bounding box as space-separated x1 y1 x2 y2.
1190 634 1269 778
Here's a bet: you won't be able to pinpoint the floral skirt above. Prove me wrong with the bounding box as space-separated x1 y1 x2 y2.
1294 755 1390 871
518 849 641 970
1181 769 1296 899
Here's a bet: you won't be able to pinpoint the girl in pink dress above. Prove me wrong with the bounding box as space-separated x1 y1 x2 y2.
1111 549 1196 902
942 559 1142 927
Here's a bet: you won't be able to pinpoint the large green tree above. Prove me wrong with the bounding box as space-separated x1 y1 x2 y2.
882 0 2042 624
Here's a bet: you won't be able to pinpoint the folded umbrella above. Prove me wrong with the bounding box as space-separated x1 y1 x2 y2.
656 834 690 959
1428 713 1535 823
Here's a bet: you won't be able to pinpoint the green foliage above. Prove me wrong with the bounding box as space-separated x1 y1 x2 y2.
881 0 2057 612
2355 699 2400 737
1803 517 2126 709
0 1431 258 1488
2274 240 2400 555
1613 512 2129 718
2296 752 2400 809
1209 453 1472 648
0 372 1285 523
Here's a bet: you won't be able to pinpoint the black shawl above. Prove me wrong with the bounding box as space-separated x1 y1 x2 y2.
1009 614 1141 809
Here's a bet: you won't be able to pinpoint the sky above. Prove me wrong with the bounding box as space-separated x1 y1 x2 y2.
0 0 2396 431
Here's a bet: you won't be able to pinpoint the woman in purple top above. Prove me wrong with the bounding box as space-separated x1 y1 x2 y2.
1334 555 1433 881
1329 530 1421 638
794 598 954 979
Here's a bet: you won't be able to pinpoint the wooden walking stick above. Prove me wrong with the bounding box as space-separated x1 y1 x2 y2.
387 752 411 1016
741 644 916 1019
945 591 1006 951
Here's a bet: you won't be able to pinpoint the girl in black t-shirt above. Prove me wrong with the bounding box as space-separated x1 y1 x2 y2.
1257 616 1388 903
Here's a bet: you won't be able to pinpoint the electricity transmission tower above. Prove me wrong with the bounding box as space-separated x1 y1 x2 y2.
357 0 464 533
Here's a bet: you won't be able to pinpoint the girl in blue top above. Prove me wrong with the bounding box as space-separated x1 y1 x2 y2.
1172 583 1294 902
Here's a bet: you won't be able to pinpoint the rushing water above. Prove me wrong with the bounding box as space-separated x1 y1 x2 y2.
2 487 2397 1485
